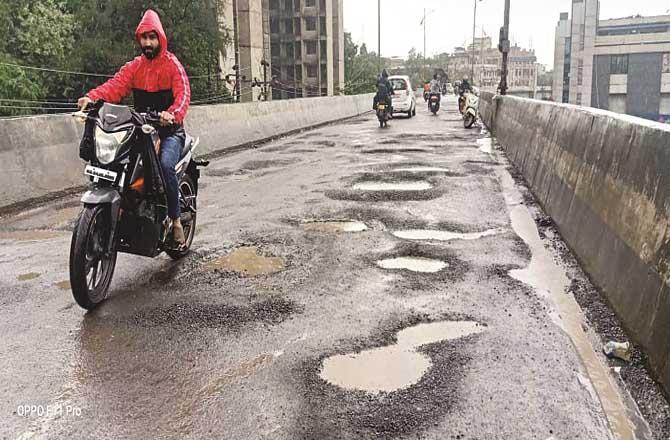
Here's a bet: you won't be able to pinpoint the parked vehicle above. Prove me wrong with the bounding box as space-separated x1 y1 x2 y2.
69 102 208 310
389 75 417 118
429 94 441 115
463 92 479 128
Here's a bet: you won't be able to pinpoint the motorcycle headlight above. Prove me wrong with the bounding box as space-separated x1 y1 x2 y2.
95 127 130 164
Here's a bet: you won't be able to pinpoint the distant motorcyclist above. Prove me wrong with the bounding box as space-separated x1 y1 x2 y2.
428 74 441 109
373 69 394 114
458 78 473 113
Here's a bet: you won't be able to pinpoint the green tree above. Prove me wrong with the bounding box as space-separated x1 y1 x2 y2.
342 33 378 95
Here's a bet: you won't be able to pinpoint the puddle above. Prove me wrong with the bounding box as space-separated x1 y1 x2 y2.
55 280 71 290
353 182 432 191
205 247 285 276
392 167 452 173
302 221 368 233
18 272 41 281
376 257 447 273
499 168 638 440
477 137 493 154
393 228 503 242
0 230 66 241
320 321 484 393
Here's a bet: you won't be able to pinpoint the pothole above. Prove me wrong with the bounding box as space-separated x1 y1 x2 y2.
205 246 285 276
302 221 369 233
376 257 447 273
353 181 432 191
133 297 301 330
319 321 484 393
392 228 503 242
392 167 452 173
55 280 71 290
18 272 41 281
0 230 67 241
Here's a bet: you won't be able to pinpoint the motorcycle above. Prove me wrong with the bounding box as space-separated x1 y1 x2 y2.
376 101 390 128
463 92 479 129
429 94 441 115
69 102 208 310
423 90 430 102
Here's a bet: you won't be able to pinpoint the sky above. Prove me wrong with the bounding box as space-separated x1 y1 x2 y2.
343 0 670 67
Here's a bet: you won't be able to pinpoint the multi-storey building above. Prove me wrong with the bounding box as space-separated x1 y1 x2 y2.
448 39 540 97
553 1 670 122
268 0 344 99
218 0 343 102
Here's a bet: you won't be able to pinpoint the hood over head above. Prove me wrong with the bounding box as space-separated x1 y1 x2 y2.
135 9 168 57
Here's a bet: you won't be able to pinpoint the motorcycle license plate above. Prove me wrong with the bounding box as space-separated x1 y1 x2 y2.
85 165 117 182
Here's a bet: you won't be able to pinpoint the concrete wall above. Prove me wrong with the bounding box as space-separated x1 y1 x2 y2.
480 91 670 394
0 94 373 210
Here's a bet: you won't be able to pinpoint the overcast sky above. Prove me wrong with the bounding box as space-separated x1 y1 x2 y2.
343 0 670 67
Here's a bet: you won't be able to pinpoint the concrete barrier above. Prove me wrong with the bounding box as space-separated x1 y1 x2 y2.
480 92 670 393
0 94 373 211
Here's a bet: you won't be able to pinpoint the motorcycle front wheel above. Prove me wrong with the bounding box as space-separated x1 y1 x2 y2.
464 114 476 129
166 174 197 260
69 205 118 310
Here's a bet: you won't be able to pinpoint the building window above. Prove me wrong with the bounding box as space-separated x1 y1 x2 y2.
284 0 292 10
610 55 628 74
577 59 584 86
295 67 302 81
270 0 279 10
271 44 280 57
305 0 316 7
306 41 317 55
284 19 293 34
320 17 327 36
663 54 670 73
580 24 585 50
307 65 318 78
305 17 316 31
577 93 582 105
320 0 326 9
270 18 280 34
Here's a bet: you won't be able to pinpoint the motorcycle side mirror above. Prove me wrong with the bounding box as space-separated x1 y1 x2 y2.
141 124 156 135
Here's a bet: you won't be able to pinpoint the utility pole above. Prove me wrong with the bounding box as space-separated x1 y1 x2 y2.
378 0 381 71
261 59 270 101
498 0 511 95
471 0 479 83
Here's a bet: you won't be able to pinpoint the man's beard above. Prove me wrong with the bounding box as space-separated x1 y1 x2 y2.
142 46 158 59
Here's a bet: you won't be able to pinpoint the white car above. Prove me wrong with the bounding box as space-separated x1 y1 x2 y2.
389 75 417 118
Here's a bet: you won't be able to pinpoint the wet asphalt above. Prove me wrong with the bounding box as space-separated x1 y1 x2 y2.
0 96 665 439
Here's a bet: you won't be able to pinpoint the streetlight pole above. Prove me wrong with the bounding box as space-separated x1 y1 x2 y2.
424 8 427 81
498 0 510 95
378 0 381 71
471 0 480 83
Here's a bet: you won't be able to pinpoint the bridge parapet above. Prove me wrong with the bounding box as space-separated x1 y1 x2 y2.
481 92 670 394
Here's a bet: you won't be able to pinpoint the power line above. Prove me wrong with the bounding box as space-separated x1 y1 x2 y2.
0 61 114 78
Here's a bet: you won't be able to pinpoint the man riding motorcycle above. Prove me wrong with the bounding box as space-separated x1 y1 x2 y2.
373 69 394 115
77 9 191 245
428 74 441 109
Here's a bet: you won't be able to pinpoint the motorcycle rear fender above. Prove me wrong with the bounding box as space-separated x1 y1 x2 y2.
81 188 121 253
467 108 477 117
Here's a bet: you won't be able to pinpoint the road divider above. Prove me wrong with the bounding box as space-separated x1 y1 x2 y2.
0 94 373 212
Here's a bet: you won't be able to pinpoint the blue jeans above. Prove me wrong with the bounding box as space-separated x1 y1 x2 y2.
159 134 184 219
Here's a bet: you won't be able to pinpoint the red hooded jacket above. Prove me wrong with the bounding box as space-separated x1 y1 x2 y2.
87 10 191 124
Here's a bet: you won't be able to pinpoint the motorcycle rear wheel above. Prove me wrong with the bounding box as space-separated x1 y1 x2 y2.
464 114 476 129
166 174 197 260
69 205 117 310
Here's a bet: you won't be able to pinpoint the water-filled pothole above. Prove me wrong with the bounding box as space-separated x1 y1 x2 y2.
392 167 452 173
18 272 40 281
205 246 285 276
302 221 368 233
319 321 484 393
393 228 503 242
0 230 67 241
376 257 447 273
353 181 432 191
